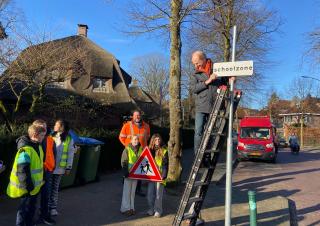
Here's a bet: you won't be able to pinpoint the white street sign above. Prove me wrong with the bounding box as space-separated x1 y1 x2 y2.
213 60 253 77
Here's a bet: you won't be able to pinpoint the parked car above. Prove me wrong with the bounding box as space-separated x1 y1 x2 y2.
278 138 288 148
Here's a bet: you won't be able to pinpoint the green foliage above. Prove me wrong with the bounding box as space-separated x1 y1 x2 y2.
0 123 195 193
0 123 28 141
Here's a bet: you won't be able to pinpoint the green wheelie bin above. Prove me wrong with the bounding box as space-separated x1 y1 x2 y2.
76 137 104 184
59 147 80 188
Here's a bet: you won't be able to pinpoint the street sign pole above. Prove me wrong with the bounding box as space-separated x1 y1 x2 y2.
225 25 237 226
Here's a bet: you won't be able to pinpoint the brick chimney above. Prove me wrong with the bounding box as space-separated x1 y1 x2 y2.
132 79 138 86
77 24 88 37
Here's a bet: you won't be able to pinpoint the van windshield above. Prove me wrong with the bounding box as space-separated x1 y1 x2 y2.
240 127 270 139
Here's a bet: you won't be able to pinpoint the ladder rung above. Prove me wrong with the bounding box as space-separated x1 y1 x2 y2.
217 115 228 119
183 212 196 220
199 166 213 171
205 148 219 153
194 181 210 187
189 196 204 204
212 132 225 136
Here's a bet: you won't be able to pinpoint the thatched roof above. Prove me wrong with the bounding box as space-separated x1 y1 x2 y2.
5 35 134 105
128 86 153 103
15 35 115 79
1 33 160 120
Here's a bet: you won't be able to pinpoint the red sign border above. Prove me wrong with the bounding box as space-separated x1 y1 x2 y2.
128 146 162 182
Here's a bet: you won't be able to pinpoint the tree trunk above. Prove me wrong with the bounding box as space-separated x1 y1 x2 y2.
0 100 13 132
29 84 45 113
167 0 183 182
223 0 234 62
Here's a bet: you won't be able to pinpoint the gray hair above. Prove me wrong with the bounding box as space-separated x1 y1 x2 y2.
192 50 207 60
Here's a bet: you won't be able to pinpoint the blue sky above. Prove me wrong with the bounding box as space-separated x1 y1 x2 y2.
14 0 320 108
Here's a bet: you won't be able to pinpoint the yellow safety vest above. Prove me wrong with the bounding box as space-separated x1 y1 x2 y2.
58 135 71 168
155 148 168 185
127 146 143 170
7 146 44 198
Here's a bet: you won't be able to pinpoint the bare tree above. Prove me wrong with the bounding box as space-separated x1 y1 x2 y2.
186 0 281 99
130 53 169 101
0 31 85 132
123 0 206 181
130 53 169 126
306 27 320 71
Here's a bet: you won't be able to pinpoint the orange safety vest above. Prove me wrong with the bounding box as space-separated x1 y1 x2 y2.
119 120 150 148
44 136 55 172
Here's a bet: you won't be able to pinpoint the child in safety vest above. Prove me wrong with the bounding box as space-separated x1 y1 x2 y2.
32 119 57 225
120 135 142 216
7 124 46 226
146 133 168 218
48 119 76 217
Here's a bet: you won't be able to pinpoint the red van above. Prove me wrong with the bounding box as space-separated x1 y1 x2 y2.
237 116 278 163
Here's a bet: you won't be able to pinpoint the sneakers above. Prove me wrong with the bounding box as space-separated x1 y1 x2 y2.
130 209 136 215
184 218 205 225
147 209 154 216
50 209 59 216
154 212 161 218
121 209 135 216
43 217 56 225
36 217 56 225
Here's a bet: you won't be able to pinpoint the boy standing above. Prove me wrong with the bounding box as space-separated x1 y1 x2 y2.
7 124 46 226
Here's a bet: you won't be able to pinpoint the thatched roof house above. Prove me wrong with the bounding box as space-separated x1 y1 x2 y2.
1 24 160 124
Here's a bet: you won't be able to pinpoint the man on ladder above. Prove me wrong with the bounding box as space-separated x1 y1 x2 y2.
189 50 228 225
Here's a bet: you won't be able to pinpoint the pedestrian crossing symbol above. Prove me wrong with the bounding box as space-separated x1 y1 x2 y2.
128 147 162 182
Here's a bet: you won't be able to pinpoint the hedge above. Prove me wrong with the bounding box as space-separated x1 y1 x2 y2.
0 124 194 193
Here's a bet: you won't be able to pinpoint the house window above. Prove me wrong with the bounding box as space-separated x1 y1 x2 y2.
93 78 106 88
47 82 65 88
284 116 292 123
304 116 311 123
92 77 113 93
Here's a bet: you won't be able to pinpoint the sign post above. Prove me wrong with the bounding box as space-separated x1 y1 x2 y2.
224 25 237 226
220 26 253 226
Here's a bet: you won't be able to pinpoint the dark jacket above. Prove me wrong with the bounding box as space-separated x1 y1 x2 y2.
16 136 42 192
190 71 226 113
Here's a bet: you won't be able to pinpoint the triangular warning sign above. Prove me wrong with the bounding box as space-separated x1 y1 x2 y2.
128 146 162 182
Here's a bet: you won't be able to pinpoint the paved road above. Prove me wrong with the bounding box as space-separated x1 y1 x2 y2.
233 147 320 226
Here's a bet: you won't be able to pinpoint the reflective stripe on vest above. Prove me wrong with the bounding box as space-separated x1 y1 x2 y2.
155 148 168 172
129 122 147 147
155 148 168 186
59 135 71 168
7 145 44 198
127 146 143 170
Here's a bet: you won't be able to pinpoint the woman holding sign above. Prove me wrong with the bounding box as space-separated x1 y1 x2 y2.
120 135 142 216
146 134 168 218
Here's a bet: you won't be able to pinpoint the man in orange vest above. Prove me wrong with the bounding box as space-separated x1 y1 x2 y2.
119 110 150 196
119 110 150 148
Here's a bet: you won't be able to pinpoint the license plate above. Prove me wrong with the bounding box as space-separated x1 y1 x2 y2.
249 152 262 156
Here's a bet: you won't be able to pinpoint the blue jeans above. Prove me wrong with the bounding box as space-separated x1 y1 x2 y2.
16 194 38 226
194 112 209 155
